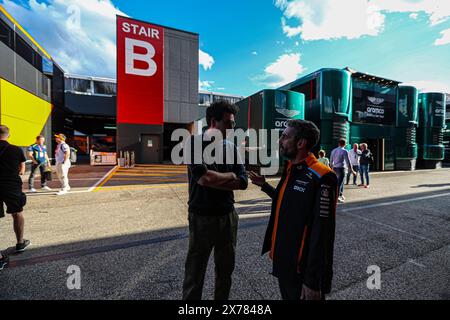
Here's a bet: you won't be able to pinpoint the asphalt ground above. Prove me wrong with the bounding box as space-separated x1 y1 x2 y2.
23 164 115 194
1 167 449 300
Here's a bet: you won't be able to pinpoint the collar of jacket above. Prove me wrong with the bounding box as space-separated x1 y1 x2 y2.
287 153 318 172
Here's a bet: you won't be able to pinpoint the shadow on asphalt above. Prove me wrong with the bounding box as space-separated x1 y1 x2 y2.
1 187 449 274
412 183 450 188
1 214 270 272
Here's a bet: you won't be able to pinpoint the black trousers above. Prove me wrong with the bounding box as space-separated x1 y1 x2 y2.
28 163 47 189
182 209 238 300
278 278 326 301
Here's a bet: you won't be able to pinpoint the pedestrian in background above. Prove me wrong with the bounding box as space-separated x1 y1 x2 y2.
318 150 330 167
359 143 372 188
27 135 52 193
330 139 355 203
54 134 71 196
346 143 361 186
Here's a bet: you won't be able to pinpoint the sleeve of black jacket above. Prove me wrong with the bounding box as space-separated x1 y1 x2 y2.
261 182 276 199
188 135 208 182
233 145 248 190
303 172 338 293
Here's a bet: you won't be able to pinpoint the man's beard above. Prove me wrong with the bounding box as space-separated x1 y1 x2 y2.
280 146 296 159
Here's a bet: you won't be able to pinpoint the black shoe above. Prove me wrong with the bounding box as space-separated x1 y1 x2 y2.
16 240 31 252
0 255 9 270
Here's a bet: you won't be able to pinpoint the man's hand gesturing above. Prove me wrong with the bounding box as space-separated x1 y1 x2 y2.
248 171 266 187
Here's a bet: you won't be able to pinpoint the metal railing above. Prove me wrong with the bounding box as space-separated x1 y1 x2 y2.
118 150 135 168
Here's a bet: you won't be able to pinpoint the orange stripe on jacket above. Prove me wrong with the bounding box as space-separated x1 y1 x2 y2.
269 162 292 260
306 154 334 177
297 225 308 272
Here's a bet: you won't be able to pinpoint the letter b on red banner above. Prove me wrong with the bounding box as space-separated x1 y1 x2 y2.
117 16 164 125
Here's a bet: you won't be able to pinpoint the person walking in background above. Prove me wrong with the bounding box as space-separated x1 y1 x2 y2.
330 139 355 203
359 143 372 188
346 143 361 186
27 135 52 193
0 125 31 271
54 134 71 196
318 150 330 167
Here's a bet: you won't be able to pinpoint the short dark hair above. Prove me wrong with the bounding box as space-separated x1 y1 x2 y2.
36 135 44 140
0 125 9 138
339 139 346 147
206 100 238 127
287 120 320 150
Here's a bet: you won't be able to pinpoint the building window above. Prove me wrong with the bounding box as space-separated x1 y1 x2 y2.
292 79 317 101
93 81 116 95
0 19 13 48
41 75 49 96
15 35 34 65
65 78 91 93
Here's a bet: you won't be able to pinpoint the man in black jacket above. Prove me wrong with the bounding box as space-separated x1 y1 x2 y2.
182 101 248 300
249 120 338 300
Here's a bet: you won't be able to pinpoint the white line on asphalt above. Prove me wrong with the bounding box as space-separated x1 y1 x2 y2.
88 166 118 192
341 192 450 213
342 211 435 242
338 192 450 242
407 259 426 268
237 192 450 242
238 212 270 220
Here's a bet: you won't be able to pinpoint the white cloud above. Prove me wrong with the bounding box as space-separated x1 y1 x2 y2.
199 80 215 91
434 28 450 46
252 51 258 55
275 0 450 41
199 49 214 71
371 0 450 26
256 53 306 88
276 0 385 41
402 80 450 93
409 13 418 20
281 17 302 38
1 0 126 78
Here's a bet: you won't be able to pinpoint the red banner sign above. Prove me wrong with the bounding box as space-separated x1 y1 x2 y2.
117 16 164 125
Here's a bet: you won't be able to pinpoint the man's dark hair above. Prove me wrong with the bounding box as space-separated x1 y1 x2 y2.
287 120 320 150
36 135 44 140
339 139 346 147
0 125 9 138
206 100 238 127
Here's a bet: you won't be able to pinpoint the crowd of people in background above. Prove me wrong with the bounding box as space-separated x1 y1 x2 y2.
318 140 373 203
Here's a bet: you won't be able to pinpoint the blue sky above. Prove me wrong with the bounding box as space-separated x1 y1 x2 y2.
2 0 449 96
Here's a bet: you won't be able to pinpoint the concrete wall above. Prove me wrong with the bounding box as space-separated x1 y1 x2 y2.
163 28 199 124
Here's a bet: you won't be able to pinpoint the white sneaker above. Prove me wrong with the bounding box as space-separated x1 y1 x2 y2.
30 188 37 193
42 186 52 191
57 190 67 196
338 197 345 203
